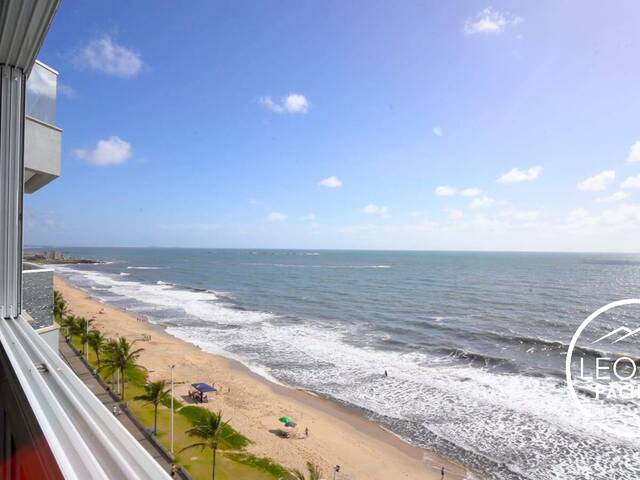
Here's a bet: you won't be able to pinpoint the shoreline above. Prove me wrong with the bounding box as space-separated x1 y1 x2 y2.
54 275 474 480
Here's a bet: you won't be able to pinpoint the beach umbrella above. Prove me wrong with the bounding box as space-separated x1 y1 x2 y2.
278 416 293 424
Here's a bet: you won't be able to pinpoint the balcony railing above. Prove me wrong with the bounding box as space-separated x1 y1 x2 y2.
23 60 62 193
26 60 58 126
0 312 171 479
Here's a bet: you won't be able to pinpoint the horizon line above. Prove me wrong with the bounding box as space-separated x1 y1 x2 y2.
23 245 640 255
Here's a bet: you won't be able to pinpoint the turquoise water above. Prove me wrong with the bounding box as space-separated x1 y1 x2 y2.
50 248 640 479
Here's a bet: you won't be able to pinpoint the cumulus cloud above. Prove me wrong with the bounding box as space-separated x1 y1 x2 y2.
464 7 523 35
444 208 464 220
597 191 629 203
577 170 616 191
626 141 640 163
260 93 309 114
497 166 541 184
470 195 495 209
266 212 288 222
361 204 390 217
432 127 443 137
435 185 458 196
318 176 342 188
621 174 640 189
461 187 482 197
73 136 132 166
73 36 143 78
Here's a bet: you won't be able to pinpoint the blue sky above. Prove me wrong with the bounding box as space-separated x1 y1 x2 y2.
25 1 640 251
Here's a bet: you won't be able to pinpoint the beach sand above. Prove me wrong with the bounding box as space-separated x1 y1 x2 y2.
55 276 472 480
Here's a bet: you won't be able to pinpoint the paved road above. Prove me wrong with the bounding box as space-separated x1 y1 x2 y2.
58 337 174 475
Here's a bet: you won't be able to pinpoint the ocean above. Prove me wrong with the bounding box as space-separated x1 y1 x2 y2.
49 248 640 480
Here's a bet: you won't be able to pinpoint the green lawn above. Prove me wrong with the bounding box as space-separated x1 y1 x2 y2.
69 336 288 480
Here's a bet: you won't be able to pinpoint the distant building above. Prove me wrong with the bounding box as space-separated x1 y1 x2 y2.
46 250 64 260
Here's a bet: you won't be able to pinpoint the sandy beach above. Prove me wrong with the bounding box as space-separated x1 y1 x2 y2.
54 275 471 480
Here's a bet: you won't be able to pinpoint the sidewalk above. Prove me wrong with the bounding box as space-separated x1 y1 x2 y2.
58 336 174 475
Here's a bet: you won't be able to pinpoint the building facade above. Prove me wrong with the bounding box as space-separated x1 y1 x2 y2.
0 2 170 478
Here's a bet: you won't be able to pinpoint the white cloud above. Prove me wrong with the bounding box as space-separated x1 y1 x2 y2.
461 187 482 197
266 212 288 222
470 195 495 209
444 208 464 220
567 208 590 221
600 203 640 226
432 127 443 137
260 93 309 114
577 170 616 191
597 191 629 203
435 185 458 196
58 83 76 97
464 7 523 35
626 141 640 163
621 175 640 189
318 176 342 188
500 208 540 222
361 204 390 217
497 166 541 184
73 36 143 78
73 136 132 166
563 203 640 230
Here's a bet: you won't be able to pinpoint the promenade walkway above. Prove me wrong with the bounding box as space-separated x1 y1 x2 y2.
58 336 174 475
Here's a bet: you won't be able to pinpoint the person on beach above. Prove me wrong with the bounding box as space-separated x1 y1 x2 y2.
441 466 445 479
305 427 309 437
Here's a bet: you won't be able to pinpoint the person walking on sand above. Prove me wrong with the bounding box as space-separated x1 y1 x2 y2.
440 466 445 479
305 427 309 438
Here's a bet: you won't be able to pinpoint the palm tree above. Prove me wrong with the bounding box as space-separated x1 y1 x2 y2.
180 410 229 480
53 290 68 322
87 330 106 366
134 380 170 434
59 314 79 340
290 463 322 480
100 337 144 401
76 317 93 356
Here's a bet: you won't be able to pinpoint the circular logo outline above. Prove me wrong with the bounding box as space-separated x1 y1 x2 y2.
566 298 640 438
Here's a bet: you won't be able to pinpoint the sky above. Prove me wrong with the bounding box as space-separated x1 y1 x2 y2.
24 1 640 252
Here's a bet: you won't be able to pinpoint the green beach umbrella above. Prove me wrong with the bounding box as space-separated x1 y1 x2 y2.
278 416 293 424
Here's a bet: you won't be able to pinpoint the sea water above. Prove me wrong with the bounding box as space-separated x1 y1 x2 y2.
48 248 640 479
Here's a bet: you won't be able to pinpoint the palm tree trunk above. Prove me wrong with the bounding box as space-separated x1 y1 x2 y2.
153 404 158 434
212 446 217 480
121 368 125 401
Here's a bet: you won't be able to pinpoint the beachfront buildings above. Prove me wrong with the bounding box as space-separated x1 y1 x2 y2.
0 1 169 478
